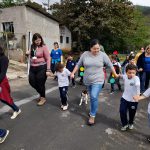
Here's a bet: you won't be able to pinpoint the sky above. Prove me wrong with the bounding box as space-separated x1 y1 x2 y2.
35 0 150 7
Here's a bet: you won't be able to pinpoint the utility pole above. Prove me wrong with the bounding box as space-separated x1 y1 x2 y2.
43 0 50 14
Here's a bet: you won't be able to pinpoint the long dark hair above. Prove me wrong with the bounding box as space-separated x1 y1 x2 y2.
89 39 101 50
0 46 5 56
31 33 45 50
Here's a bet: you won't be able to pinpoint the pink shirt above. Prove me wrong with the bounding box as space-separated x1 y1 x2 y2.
30 45 50 70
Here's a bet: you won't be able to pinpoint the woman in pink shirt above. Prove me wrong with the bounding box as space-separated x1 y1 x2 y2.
26 33 51 106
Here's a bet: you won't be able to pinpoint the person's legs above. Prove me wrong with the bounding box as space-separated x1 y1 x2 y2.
128 102 138 125
111 83 114 92
59 87 68 106
119 98 128 127
0 100 19 112
139 72 146 92
72 78 75 86
88 84 103 117
145 72 150 90
29 68 37 91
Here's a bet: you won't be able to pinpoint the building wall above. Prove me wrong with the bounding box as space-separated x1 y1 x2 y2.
60 26 72 51
25 7 60 51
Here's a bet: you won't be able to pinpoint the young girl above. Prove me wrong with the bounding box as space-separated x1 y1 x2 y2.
0 47 21 119
55 63 71 111
133 88 150 142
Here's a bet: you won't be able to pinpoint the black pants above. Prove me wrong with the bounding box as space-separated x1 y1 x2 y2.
0 99 19 112
111 78 121 92
68 77 75 86
59 86 68 106
145 72 150 90
29 65 47 98
120 98 138 126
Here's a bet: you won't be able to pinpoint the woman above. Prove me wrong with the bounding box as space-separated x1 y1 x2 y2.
0 47 21 119
50 42 63 78
26 33 51 106
137 45 150 92
71 39 118 125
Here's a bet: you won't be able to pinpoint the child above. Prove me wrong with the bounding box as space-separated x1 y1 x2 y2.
0 47 21 119
66 54 76 88
109 54 122 94
119 64 140 131
0 129 9 144
55 63 71 111
133 88 150 142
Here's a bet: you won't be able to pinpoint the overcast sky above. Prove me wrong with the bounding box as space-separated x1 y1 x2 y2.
35 0 150 7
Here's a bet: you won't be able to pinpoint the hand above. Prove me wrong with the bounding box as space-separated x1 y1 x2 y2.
138 68 143 72
26 50 30 55
46 71 54 77
133 95 140 102
70 73 75 79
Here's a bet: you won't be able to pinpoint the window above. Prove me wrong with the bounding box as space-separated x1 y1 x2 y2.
60 36 63 43
66 37 69 44
2 22 14 33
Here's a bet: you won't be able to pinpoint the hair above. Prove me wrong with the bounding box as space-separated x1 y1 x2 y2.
145 45 150 53
54 42 59 48
89 39 101 50
128 55 135 61
31 33 44 49
111 54 117 60
55 63 64 72
0 46 5 56
126 64 137 72
82 90 88 94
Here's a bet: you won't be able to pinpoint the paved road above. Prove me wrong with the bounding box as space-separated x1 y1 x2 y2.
0 77 149 150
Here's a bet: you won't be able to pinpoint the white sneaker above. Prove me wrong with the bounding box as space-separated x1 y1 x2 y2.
129 124 134 130
63 104 68 111
0 130 9 144
11 109 21 119
121 125 128 131
61 105 64 109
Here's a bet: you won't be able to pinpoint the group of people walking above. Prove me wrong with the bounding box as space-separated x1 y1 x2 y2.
0 32 150 143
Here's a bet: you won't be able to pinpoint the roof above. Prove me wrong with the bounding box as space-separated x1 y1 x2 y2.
25 2 59 23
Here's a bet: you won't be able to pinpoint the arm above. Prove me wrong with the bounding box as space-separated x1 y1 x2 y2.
0 56 9 83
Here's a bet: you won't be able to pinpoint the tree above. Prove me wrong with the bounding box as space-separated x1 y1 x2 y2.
51 0 150 52
0 0 25 8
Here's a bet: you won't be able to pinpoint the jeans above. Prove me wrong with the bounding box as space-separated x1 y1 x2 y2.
0 100 19 112
0 129 7 138
120 98 138 126
59 86 68 106
87 84 103 117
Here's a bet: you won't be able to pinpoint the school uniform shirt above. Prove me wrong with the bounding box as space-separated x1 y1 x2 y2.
50 49 62 64
122 75 140 102
56 68 71 87
66 60 76 72
143 88 150 114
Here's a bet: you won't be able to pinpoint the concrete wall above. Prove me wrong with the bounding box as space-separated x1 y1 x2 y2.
25 6 60 51
60 26 72 51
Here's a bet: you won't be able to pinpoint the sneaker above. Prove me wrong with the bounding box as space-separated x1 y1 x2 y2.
0 130 9 144
63 104 68 111
147 137 150 142
110 91 114 94
37 97 46 106
129 124 134 130
121 125 128 131
61 105 64 109
11 109 21 119
72 85 76 88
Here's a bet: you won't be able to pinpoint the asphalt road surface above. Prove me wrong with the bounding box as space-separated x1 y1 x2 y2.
0 77 150 150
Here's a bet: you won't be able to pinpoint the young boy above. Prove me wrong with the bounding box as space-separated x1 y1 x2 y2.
133 88 150 142
55 63 71 111
0 129 9 144
66 54 76 88
109 54 122 94
120 64 140 131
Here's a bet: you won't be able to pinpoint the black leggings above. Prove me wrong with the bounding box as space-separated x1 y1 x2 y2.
0 99 19 112
29 65 47 98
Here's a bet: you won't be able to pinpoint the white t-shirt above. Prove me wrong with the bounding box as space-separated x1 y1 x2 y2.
56 68 71 87
122 75 140 102
143 88 150 114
